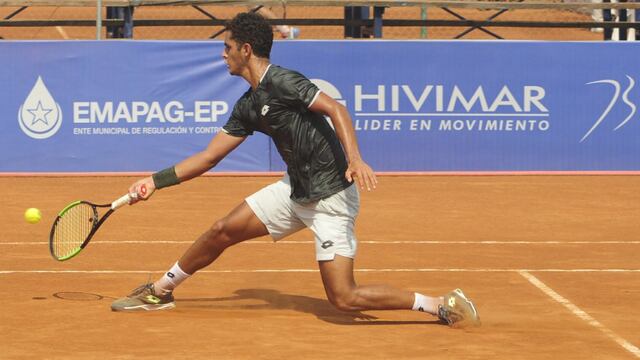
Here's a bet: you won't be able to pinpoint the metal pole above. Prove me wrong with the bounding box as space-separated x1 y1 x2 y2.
96 0 102 40
373 6 384 38
421 5 427 38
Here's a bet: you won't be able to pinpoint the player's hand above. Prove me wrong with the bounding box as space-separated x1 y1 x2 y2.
345 158 377 191
127 177 156 204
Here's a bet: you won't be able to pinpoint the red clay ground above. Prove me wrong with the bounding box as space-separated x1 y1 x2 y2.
1 175 638 359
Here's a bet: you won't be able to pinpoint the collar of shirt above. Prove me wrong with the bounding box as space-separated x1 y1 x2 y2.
259 64 272 85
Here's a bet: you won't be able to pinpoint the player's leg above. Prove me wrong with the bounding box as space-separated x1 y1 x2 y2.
165 175 305 288
112 176 305 312
176 201 268 275
150 200 268 294
318 254 418 311
300 186 426 311
111 200 268 312
301 186 452 321
318 257 480 327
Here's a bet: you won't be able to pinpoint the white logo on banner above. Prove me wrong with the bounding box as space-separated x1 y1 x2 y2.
310 79 346 107
18 76 63 139
310 79 346 130
582 75 636 143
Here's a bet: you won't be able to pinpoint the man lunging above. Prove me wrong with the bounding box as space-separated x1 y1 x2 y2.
111 12 480 328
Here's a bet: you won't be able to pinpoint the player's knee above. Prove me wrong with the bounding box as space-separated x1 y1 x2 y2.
204 220 233 248
327 291 359 312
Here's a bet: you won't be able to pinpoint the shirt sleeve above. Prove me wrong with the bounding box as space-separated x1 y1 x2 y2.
222 96 254 137
272 69 320 109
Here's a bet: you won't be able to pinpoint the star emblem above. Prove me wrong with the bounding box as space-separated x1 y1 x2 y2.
27 101 53 126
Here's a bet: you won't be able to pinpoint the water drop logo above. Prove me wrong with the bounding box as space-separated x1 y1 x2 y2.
18 76 63 139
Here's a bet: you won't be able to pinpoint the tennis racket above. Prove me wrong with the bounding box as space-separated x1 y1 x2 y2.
49 185 146 261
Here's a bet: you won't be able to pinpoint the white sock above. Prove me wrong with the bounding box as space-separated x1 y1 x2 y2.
412 293 441 315
154 262 190 294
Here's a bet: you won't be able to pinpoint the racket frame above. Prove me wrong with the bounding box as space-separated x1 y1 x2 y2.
49 193 134 261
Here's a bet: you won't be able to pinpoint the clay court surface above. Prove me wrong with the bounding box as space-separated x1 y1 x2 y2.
1 175 639 359
0 4 634 359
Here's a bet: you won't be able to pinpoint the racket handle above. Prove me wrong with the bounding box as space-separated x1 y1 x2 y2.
111 192 137 210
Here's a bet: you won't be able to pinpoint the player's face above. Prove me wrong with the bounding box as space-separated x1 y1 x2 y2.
222 31 244 76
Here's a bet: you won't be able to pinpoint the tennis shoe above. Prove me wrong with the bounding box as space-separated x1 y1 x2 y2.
437 288 481 328
111 283 175 312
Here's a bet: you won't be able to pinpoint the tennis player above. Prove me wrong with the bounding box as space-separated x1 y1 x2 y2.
111 12 480 328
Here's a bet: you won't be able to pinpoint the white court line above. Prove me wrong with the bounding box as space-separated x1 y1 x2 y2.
519 270 640 358
2 240 640 245
1 268 639 274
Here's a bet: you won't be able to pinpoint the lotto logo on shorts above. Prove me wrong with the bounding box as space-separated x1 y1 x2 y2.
18 76 63 139
321 240 334 249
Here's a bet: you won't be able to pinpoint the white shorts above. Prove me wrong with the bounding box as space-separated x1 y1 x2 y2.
245 175 359 261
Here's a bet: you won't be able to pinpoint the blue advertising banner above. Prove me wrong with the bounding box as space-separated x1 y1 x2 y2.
1 41 268 172
1 40 639 173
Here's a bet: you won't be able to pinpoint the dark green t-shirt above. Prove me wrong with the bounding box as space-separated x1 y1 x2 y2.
223 65 351 204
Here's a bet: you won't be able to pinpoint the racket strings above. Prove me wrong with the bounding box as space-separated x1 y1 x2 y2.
52 203 96 259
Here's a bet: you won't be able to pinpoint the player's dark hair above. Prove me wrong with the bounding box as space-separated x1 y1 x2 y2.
225 12 273 59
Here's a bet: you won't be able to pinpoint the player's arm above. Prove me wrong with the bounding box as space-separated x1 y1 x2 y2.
173 131 246 182
309 92 377 191
129 131 246 201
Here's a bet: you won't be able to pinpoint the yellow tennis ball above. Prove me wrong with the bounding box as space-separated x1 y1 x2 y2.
24 208 42 224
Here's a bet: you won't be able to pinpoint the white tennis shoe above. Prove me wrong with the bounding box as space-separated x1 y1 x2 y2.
437 288 481 328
